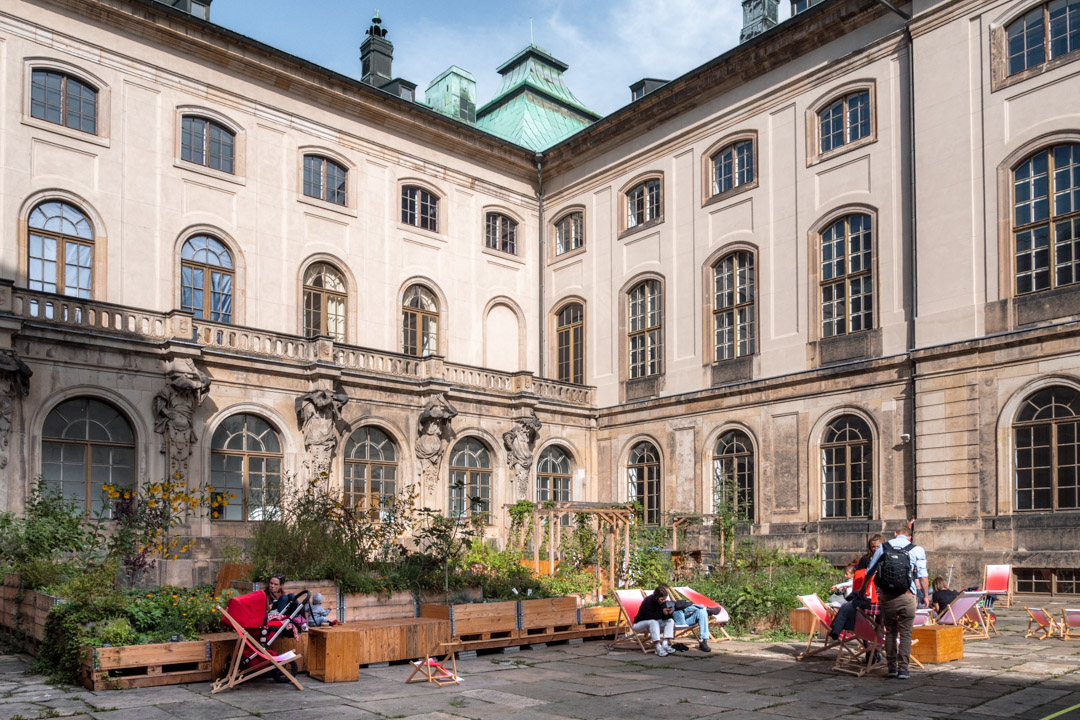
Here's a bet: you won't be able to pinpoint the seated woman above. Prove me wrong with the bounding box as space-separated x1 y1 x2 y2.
930 577 959 618
633 586 677 656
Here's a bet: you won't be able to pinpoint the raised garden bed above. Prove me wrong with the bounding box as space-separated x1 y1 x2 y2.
578 605 623 638
519 596 580 642
81 638 213 691
0 574 65 654
339 590 415 622
420 599 518 649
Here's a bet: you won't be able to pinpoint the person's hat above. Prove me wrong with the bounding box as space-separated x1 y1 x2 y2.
312 593 323 604
662 600 675 610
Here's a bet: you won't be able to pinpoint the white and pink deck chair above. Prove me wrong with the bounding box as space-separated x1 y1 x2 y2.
984 564 1012 609
1062 609 1080 641
671 586 733 641
1024 607 1060 639
613 589 652 652
936 590 991 640
796 593 842 660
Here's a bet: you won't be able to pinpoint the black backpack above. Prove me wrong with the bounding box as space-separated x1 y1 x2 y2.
872 542 915 595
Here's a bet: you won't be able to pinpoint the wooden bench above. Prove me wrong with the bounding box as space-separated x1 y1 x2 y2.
307 618 451 683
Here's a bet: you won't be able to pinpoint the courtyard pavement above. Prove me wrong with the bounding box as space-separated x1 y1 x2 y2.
1 601 1078 720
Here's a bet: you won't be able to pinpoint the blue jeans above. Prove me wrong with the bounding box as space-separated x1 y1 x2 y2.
673 605 709 640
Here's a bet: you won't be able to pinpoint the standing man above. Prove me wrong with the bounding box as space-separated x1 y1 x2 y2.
865 522 928 680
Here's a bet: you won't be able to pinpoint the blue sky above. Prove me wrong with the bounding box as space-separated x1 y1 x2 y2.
211 0 795 117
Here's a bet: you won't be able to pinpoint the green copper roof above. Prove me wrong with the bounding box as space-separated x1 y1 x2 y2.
475 44 600 152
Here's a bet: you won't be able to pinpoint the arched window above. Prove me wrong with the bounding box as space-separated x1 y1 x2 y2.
713 252 755 361
628 279 662 379
556 211 584 255
343 426 398 521
1013 144 1080 294
181 116 235 173
41 397 134 517
31 70 97 134
1014 386 1080 511
711 140 754 197
628 441 661 525
820 214 873 338
1007 1 1080 76
538 446 573 527
303 155 347 206
181 235 234 324
821 415 873 519
626 179 661 228
819 90 871 154
303 262 346 341
713 430 754 522
402 284 439 357
28 201 94 298
556 302 584 384
485 212 518 255
449 438 491 521
210 414 282 521
401 185 439 232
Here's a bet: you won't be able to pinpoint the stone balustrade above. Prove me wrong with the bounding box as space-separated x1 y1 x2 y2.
4 287 595 406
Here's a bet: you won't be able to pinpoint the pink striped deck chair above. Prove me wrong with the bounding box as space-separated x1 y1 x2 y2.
937 591 991 640
796 593 842 660
1063 609 1080 641
1024 607 1060 639
984 564 1012 608
671 587 733 641
914 609 932 627
834 610 925 677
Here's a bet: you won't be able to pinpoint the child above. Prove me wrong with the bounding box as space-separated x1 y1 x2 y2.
309 592 333 627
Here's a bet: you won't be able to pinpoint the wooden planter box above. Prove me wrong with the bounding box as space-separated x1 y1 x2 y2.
519 597 579 642
307 618 450 682
81 638 213 690
789 607 819 636
420 600 518 647
911 624 963 663
228 578 340 622
577 605 622 639
0 579 65 654
339 590 415 622
214 563 253 595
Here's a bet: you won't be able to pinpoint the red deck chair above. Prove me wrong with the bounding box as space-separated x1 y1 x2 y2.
833 610 925 677
1063 609 1080 641
613 589 653 652
1024 607 1060 639
210 591 304 694
670 587 731 641
796 593 842 660
984 565 1012 608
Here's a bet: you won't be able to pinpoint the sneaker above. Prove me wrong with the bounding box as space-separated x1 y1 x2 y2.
896 671 910 680
698 639 712 652
655 646 669 657
887 668 898 678
706 606 721 616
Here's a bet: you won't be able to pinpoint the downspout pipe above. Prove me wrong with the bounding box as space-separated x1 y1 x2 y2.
536 152 545 378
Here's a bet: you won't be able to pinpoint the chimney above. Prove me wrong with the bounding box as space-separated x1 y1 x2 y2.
740 0 779 42
360 12 394 87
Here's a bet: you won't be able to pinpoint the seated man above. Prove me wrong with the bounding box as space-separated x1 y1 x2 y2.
633 586 677 656
663 584 715 652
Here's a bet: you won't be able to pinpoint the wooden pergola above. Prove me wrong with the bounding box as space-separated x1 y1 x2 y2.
505 501 635 598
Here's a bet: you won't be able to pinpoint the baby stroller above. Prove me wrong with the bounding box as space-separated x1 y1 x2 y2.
210 589 310 694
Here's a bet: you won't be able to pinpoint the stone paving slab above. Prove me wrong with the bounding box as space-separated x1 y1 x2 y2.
1 604 1079 720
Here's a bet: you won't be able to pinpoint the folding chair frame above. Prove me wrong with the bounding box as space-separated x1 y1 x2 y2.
211 606 303 694
795 594 843 661
1024 607 1060 640
406 644 460 687
939 591 991 641
613 589 654 653
832 612 884 678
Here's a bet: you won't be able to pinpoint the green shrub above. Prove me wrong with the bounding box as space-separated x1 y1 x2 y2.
95 617 136 647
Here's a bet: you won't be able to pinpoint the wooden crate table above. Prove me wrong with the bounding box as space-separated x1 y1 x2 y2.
307 618 450 683
789 607 820 636
911 623 963 663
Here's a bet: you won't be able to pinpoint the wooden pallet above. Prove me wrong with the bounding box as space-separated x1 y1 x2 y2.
81 639 213 691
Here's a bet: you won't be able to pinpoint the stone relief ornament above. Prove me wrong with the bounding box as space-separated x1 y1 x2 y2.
503 410 542 499
153 358 211 478
415 393 458 491
0 350 32 470
295 389 348 481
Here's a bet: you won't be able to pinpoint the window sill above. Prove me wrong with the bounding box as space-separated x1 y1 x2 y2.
551 244 586 264
21 116 110 148
481 246 524 265
710 355 754 386
174 158 246 186
297 193 357 218
618 216 664 240
702 180 758 209
808 135 876 168
992 48 1080 93
398 222 445 244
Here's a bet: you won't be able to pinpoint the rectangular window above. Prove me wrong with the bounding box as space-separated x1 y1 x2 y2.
1016 567 1080 595
556 212 584 255
401 187 438 232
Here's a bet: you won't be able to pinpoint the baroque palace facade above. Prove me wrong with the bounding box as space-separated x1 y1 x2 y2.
1 0 1079 592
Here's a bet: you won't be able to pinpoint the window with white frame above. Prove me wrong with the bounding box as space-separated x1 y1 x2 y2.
626 179 661 229
28 201 94 299
556 212 584 255
713 251 755 361
1013 144 1080 295
711 140 755 197
820 214 873 338
181 116 235 173
1007 1 1080 77
818 90 871 154
628 279 662 379
485 212 518 254
303 155 347 206
401 185 439 232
